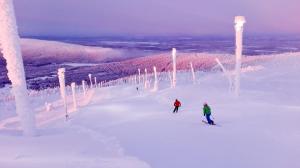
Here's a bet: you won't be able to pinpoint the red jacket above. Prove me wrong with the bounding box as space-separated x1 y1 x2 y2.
174 100 181 107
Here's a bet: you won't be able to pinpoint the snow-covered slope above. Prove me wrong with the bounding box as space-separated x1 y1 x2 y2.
20 38 124 63
0 53 300 168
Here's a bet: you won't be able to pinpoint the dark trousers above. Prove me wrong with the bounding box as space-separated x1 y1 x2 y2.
173 106 179 113
206 114 214 125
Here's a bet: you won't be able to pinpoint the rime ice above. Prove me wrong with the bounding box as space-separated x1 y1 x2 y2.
190 62 196 84
153 66 158 91
172 48 177 88
0 0 36 136
234 16 246 97
71 82 77 111
57 68 68 119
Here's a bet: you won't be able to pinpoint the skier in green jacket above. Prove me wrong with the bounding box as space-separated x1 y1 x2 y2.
203 103 215 125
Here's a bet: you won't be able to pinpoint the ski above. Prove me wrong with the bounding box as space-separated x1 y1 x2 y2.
202 120 219 126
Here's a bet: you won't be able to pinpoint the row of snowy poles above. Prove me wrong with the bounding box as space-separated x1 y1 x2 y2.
114 48 197 90
0 66 190 103
55 52 184 120
0 75 106 102
57 68 115 120
0 0 246 136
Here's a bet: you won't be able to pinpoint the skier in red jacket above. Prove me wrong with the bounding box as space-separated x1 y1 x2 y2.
173 99 181 113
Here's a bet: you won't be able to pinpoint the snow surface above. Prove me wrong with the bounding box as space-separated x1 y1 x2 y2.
62 63 99 67
19 38 124 63
1 54 300 167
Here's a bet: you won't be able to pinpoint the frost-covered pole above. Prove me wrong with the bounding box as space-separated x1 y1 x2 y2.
58 68 68 119
234 16 246 97
138 68 141 84
144 68 148 89
0 0 36 136
134 75 137 85
94 77 97 88
71 82 77 111
88 73 93 88
153 66 158 91
172 48 177 88
82 80 86 96
190 62 196 84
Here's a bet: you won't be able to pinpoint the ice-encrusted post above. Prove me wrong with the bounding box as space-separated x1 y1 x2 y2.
58 68 68 120
144 68 148 89
71 82 77 111
88 74 93 88
153 66 158 91
234 16 246 97
94 77 97 88
190 62 196 84
0 0 36 136
82 80 86 96
172 48 177 88
138 68 141 84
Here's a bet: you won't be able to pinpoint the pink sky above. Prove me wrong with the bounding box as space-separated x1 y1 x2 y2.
14 0 300 36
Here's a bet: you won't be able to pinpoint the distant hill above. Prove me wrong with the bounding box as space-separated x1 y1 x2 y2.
1 38 299 89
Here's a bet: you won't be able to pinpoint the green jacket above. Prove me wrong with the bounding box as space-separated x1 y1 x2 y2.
203 105 211 116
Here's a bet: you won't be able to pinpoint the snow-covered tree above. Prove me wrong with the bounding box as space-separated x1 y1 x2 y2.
144 68 148 89
82 80 87 96
88 74 93 88
71 82 77 111
215 58 233 92
190 62 196 84
138 68 141 84
153 66 158 91
0 0 36 136
172 48 177 88
94 77 97 88
168 71 173 88
234 16 246 97
57 68 68 119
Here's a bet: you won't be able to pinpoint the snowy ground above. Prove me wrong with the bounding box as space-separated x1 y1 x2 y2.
0 54 300 168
